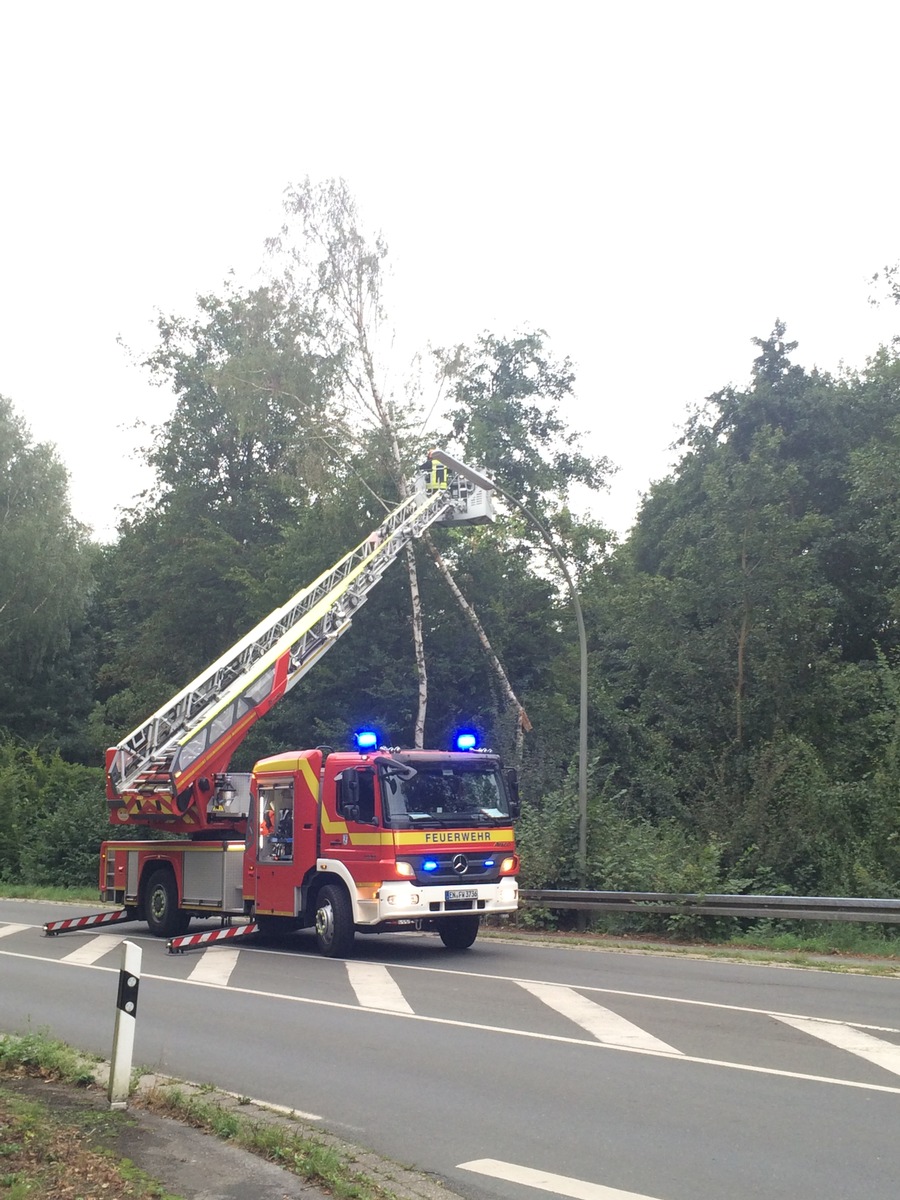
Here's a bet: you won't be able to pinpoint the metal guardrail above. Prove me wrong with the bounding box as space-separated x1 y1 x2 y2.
519 890 900 924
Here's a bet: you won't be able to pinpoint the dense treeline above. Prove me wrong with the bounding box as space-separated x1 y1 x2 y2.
2 182 899 910
582 327 900 899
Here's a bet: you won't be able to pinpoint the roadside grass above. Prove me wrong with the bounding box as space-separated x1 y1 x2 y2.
143 1085 390 1200
488 914 900 971
0 1089 182 1199
728 919 900 958
0 1028 98 1085
0 1033 180 1199
0 885 104 903
0 1031 416 1200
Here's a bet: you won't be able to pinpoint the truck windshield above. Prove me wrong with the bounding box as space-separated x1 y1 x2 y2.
380 766 510 824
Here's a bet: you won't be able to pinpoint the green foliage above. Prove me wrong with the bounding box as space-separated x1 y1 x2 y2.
435 330 613 577
437 331 609 513
731 920 900 956
0 1029 97 1087
0 734 107 887
583 325 900 895
516 767 731 895
0 397 96 749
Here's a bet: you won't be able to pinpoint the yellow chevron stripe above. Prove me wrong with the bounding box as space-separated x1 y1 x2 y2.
298 757 319 795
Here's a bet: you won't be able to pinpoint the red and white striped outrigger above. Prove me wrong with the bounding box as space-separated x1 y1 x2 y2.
167 922 259 954
44 909 136 936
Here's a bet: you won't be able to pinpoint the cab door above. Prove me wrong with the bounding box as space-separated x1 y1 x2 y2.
324 763 392 885
250 779 296 916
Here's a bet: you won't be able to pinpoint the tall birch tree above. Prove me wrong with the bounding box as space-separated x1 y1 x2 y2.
268 179 536 747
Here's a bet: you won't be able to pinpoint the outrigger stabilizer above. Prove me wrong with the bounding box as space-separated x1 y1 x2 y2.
44 909 137 936
167 921 260 954
43 907 263 953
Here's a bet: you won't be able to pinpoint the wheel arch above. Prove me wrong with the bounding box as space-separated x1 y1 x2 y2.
137 857 180 917
310 860 363 922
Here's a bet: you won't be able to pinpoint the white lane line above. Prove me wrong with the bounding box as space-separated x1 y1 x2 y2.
518 981 682 1055
459 1159 664 1200
61 935 127 965
774 1015 900 1078
7 947 900 1097
346 962 414 1013
188 947 240 986
0 924 28 939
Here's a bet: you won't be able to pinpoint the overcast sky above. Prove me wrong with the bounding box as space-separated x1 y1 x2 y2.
2 1 898 542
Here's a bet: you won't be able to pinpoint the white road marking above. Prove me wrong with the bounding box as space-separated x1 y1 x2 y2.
0 924 28 939
188 947 240 986
139 972 900 1096
774 1014 900 1078
60 935 127 965
281 952 900 1035
518 981 682 1054
45 927 900 1035
346 962 414 1013
459 1158 664 1200
213 1085 320 1121
5 946 900 1096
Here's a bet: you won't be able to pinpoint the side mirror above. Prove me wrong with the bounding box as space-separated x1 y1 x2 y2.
337 768 359 817
505 768 521 820
337 768 378 825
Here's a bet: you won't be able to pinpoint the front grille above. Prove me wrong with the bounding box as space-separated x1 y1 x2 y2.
407 851 501 886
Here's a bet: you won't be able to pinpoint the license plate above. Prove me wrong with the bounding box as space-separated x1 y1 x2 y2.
445 888 478 901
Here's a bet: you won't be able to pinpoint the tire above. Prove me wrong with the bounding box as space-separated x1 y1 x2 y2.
144 868 190 937
438 915 480 950
314 884 355 957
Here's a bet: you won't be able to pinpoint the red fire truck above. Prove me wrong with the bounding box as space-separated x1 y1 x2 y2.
46 453 520 956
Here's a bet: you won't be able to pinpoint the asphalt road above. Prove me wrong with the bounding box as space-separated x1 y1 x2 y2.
2 899 899 1200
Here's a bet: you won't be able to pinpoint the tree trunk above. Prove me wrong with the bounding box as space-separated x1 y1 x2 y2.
735 529 752 746
354 316 431 746
423 533 532 753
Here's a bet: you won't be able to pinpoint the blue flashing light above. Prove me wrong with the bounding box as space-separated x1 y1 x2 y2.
422 859 440 872
355 730 378 751
455 731 478 751
483 858 495 868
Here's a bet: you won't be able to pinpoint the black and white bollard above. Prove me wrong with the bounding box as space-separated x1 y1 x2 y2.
108 939 141 1110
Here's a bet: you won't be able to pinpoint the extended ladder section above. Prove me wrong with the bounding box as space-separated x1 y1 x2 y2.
105 459 493 830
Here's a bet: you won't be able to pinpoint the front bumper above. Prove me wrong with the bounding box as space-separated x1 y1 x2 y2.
356 879 519 925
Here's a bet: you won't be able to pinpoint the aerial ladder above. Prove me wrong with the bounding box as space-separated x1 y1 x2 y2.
104 453 495 836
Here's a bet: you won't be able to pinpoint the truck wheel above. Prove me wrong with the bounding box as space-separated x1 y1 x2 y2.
438 915 480 950
314 884 355 957
145 868 190 937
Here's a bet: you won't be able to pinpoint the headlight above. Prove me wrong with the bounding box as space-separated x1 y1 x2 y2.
395 861 415 878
